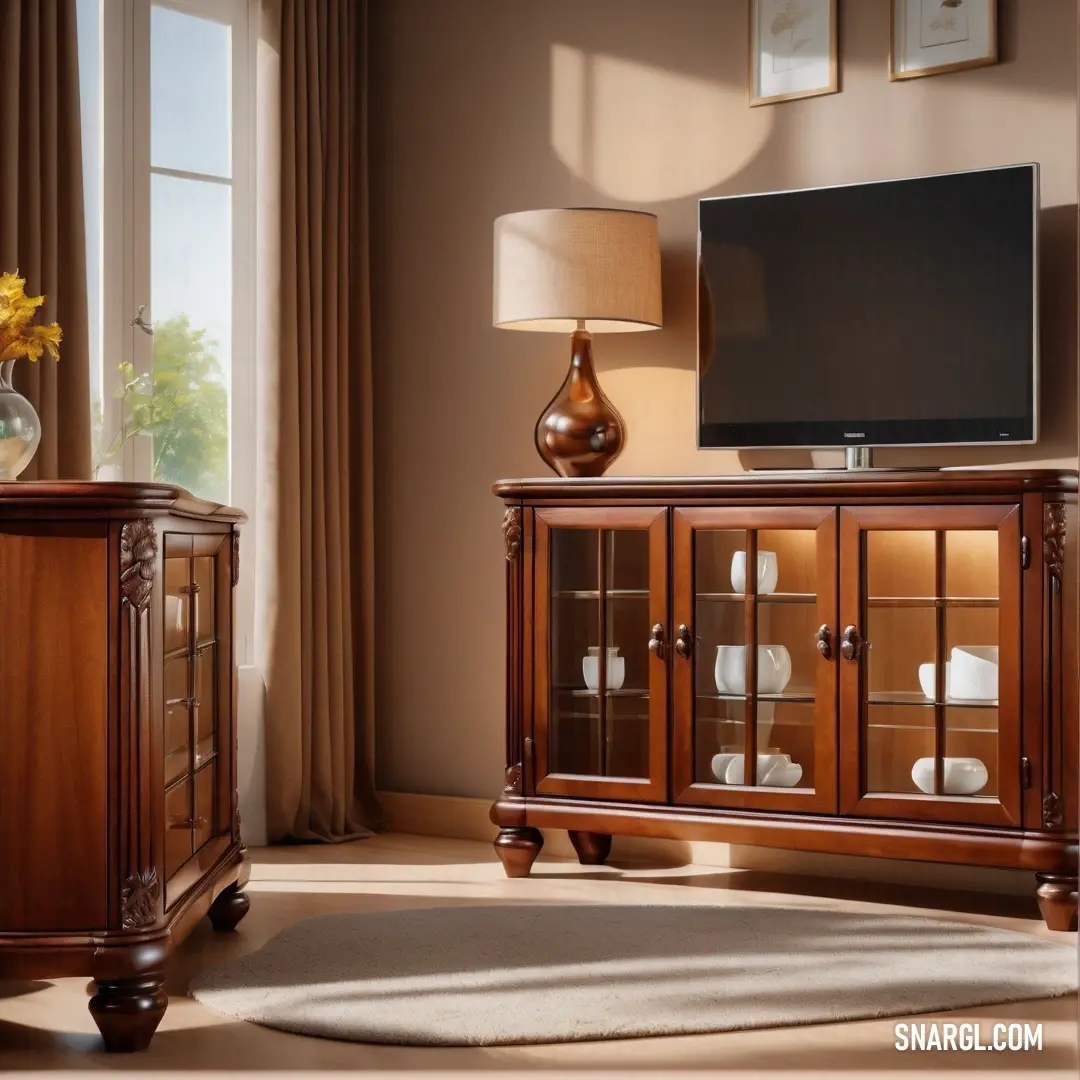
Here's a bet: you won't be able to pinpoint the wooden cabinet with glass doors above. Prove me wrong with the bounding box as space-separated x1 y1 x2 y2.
492 471 1078 931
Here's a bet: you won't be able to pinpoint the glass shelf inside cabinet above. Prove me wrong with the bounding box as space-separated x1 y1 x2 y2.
548 527 652 781
555 685 650 699
864 529 1000 799
692 527 819 791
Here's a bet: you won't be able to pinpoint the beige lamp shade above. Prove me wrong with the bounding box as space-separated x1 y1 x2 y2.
493 208 663 333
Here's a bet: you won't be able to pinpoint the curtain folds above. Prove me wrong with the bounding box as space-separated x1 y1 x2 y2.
256 0 380 842
0 0 92 480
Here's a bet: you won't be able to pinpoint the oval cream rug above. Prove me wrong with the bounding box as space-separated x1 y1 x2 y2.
189 904 1077 1046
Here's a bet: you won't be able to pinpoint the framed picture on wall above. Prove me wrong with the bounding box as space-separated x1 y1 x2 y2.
749 0 838 106
890 0 998 80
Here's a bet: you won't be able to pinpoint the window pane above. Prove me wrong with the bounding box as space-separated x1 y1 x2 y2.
76 0 103 469
151 6 231 178
150 173 231 503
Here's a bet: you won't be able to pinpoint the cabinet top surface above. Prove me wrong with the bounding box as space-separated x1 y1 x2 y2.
0 481 246 522
494 468 1078 501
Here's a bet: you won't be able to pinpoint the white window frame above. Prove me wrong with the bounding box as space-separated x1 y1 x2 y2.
97 0 257 664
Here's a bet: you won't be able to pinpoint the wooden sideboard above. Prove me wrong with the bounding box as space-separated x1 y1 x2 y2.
491 470 1078 931
0 483 248 1051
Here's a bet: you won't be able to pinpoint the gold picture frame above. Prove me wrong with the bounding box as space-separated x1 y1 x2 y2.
890 0 998 81
749 0 839 107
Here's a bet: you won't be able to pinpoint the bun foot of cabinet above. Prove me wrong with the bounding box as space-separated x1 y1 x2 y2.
88 940 171 1053
89 978 168 1052
569 830 612 865
208 883 251 933
494 827 544 877
1035 873 1078 932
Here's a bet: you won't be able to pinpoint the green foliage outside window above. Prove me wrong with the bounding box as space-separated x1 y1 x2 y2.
94 314 229 504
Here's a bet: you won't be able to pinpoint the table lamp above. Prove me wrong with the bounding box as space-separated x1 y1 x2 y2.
493 208 663 477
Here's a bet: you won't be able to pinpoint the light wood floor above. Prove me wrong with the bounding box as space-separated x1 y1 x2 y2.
0 833 1075 1078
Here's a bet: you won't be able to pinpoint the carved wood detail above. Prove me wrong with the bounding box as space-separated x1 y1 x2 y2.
231 532 240 587
120 519 157 907
503 762 523 795
120 520 157 610
502 506 522 561
120 867 160 929
1043 792 1063 829
1044 502 1066 588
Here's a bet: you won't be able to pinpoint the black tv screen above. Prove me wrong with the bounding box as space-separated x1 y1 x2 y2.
697 164 1038 450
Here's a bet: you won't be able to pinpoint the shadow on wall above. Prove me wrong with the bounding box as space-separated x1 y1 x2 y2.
550 43 775 203
544 0 1077 205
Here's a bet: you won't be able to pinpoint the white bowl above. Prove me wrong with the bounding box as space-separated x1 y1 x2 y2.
949 646 998 701
710 751 741 784
730 550 779 595
911 756 989 796
725 752 790 786
714 645 792 696
768 762 803 788
917 661 952 700
582 649 625 691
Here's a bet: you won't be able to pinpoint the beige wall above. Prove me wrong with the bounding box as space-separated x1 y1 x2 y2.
369 0 1078 798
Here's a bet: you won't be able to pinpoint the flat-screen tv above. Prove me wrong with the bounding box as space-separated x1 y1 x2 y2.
697 164 1039 451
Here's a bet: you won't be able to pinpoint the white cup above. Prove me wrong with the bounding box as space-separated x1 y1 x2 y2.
730 550 779 595
582 646 625 691
714 645 792 696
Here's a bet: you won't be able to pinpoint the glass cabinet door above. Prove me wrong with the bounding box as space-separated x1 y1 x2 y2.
671 507 838 813
533 507 668 801
838 506 1022 827
162 531 232 906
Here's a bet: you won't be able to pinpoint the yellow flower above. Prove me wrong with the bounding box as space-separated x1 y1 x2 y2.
0 269 61 362
30 322 62 360
0 270 26 302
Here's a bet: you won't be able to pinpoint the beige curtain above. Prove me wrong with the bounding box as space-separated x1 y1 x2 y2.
0 0 92 480
256 0 380 841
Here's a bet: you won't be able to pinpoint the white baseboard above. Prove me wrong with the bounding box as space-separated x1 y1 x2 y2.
376 790 1034 897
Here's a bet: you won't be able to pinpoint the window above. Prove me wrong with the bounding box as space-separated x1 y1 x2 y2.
148 3 235 504
78 0 256 659
77 0 253 507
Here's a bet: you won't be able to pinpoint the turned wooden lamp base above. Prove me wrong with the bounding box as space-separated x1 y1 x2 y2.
534 330 625 478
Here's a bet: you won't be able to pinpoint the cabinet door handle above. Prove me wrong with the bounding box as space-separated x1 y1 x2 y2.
840 624 861 661
648 622 665 658
167 816 208 829
815 624 832 660
675 624 693 658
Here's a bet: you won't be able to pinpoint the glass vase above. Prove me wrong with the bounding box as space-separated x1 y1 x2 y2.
0 359 41 480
